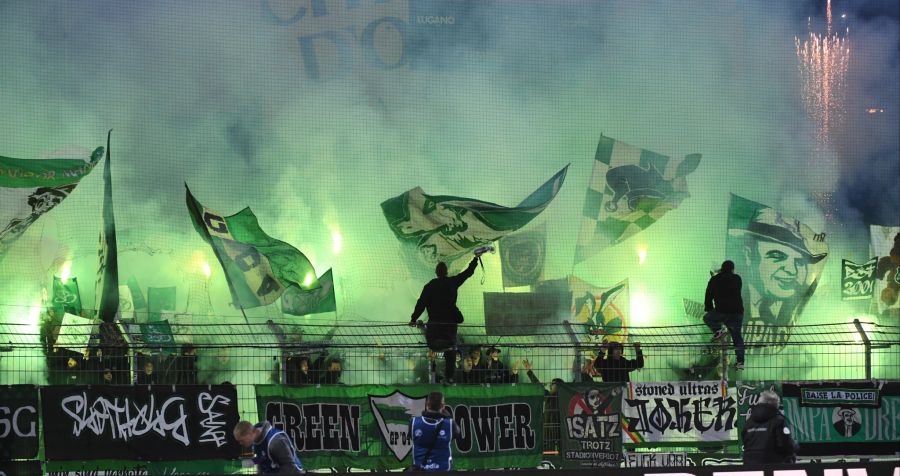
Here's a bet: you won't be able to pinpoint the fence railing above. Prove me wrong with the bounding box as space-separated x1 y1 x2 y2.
1 318 898 424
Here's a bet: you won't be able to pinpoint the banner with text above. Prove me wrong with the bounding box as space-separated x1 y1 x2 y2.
255 384 544 471
556 383 623 468
622 381 738 445
40 385 241 461
0 385 39 460
43 459 242 476
841 258 878 301
782 381 900 456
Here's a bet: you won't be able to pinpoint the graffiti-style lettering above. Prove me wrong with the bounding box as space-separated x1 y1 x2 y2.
60 393 189 446
197 392 230 447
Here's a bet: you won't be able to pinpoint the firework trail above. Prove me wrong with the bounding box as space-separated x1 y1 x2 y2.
795 0 851 151
795 0 850 222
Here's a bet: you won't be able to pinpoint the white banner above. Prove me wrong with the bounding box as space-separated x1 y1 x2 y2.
622 381 738 444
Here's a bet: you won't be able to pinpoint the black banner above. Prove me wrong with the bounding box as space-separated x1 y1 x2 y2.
0 384 39 460
40 385 241 461
0 460 41 476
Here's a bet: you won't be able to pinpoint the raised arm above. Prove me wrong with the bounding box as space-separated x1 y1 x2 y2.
453 257 479 286
627 343 644 371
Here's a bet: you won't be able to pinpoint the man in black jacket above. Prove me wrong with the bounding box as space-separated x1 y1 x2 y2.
743 390 799 464
591 342 643 383
410 255 479 384
703 260 746 369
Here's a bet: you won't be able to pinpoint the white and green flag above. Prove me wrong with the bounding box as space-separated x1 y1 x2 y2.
381 166 568 266
186 185 319 309
576 135 700 263
1 146 102 260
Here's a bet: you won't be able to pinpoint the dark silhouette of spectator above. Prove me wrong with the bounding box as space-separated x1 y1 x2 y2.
287 354 313 385
136 360 157 385
460 347 485 384
178 344 199 384
743 390 799 464
409 256 480 384
483 346 514 384
704 259 746 369
585 342 644 383
319 358 343 385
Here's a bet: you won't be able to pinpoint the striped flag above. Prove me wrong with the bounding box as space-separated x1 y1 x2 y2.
575 135 700 263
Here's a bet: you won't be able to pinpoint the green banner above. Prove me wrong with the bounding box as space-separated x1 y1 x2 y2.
127 275 148 310
736 380 783 436
556 383 623 468
282 268 336 316
44 459 241 475
186 185 319 309
255 384 544 471
51 276 82 317
139 320 176 350
381 166 567 266
147 286 176 322
782 382 900 456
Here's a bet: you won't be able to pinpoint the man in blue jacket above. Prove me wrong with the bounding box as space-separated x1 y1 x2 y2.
233 420 305 474
411 391 456 471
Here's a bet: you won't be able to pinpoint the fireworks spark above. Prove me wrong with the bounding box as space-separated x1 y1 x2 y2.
795 0 851 150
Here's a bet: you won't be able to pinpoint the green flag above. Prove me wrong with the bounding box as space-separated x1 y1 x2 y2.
1 146 102 260
381 166 567 266
127 275 148 310
576 135 701 263
282 268 336 316
186 185 319 309
93 131 120 323
52 277 82 317
139 320 176 351
148 286 177 322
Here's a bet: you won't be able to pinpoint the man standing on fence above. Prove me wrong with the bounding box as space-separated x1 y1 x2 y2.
742 390 799 464
703 259 746 370
411 391 456 471
233 420 305 474
409 254 480 384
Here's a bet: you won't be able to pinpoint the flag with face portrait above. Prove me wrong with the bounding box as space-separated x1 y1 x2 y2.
575 135 700 263
381 166 567 266
725 194 828 349
500 227 546 287
869 226 900 318
1 147 102 261
841 258 877 301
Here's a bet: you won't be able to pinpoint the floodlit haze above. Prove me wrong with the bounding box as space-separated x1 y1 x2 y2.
0 1 897 381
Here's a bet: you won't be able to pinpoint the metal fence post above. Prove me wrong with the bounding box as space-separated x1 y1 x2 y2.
853 318 872 380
